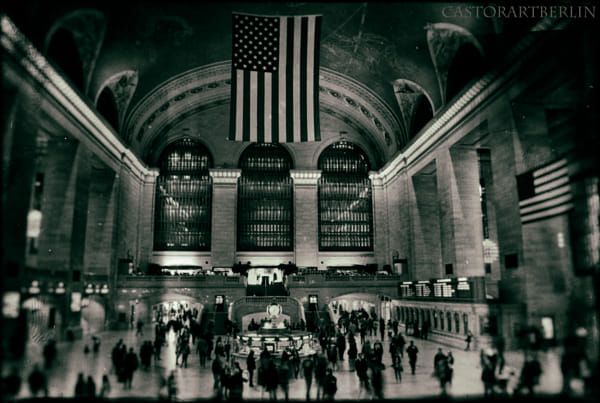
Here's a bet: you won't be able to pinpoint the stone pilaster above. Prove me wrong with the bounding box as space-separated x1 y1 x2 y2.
290 170 321 267
369 171 389 269
209 169 241 267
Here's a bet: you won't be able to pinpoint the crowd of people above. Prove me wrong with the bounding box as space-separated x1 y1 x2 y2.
1 304 597 401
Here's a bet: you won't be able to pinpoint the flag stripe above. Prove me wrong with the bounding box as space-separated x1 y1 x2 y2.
313 16 321 141
306 16 316 142
292 16 302 143
249 71 258 142
243 70 251 142
521 204 573 224
519 184 571 208
271 69 279 143
286 17 295 143
300 17 308 142
264 73 272 143
235 70 245 141
230 13 321 143
518 158 572 223
278 16 287 144
257 72 265 144
229 67 238 141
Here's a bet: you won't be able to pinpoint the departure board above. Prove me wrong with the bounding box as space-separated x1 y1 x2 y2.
398 277 481 301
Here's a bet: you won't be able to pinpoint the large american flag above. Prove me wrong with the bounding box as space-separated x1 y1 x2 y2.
229 13 322 143
516 158 573 224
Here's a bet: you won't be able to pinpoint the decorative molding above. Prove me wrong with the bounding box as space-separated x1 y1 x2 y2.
95 70 139 134
124 62 402 162
379 17 569 185
290 170 322 185
425 22 484 104
45 9 106 96
1 16 153 181
368 171 384 187
209 168 241 184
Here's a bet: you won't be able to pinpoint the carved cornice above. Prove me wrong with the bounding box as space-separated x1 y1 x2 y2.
125 62 402 162
290 169 322 185
209 168 241 184
45 9 106 96
368 171 384 188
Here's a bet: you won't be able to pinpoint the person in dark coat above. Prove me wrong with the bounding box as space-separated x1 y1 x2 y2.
379 317 386 341
265 359 279 401
246 350 256 387
302 356 314 401
123 348 139 389
228 362 247 400
336 332 346 361
406 341 419 375
86 375 96 398
355 353 370 398
74 373 87 398
43 340 57 369
323 368 337 401
3 367 22 399
315 352 328 400
28 364 48 397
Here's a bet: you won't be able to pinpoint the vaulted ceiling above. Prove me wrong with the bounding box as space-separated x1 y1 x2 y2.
6 1 534 167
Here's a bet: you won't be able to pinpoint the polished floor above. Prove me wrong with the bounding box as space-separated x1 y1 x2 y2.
6 328 564 400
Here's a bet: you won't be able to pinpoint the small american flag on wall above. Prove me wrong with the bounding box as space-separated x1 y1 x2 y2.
516 158 573 224
229 12 322 143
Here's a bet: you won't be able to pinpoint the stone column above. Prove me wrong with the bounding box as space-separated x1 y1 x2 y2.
138 169 159 272
369 171 389 269
290 170 321 267
209 169 241 267
436 146 485 277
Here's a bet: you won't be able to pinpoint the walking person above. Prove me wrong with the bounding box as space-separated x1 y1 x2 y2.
228 361 247 401
302 355 314 401
379 317 386 341
74 373 87 398
323 368 338 401
86 375 97 398
355 353 370 398
392 350 403 383
406 341 419 375
99 374 111 398
465 331 473 351
28 364 48 397
123 348 139 389
246 350 256 387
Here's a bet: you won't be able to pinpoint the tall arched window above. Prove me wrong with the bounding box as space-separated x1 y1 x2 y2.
318 141 373 251
154 139 212 251
238 144 293 251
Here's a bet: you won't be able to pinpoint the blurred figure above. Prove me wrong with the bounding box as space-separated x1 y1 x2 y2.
302 355 314 401
123 348 139 389
406 341 419 375
86 375 96 398
355 353 370 398
392 350 403 383
3 367 22 401
99 374 111 398
246 350 256 387
515 352 542 396
28 364 48 397
228 361 247 401
74 372 87 398
323 367 338 401
370 360 386 400
43 339 57 369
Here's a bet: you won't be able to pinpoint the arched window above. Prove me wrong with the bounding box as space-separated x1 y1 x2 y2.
439 311 445 330
447 312 453 332
318 141 373 251
47 28 84 91
455 313 461 334
446 43 485 102
238 143 293 251
154 139 212 251
96 87 119 132
463 313 469 335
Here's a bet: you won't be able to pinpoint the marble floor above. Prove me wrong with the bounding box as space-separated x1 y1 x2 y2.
4 328 564 401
